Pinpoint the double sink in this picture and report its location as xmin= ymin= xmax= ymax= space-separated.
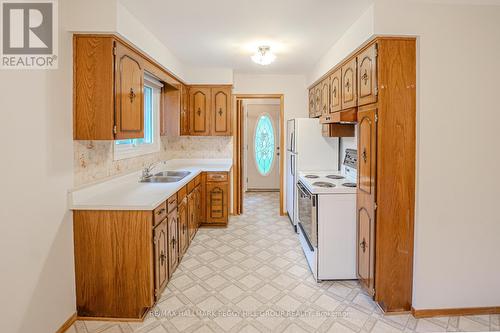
xmin=140 ymin=170 xmax=191 ymax=183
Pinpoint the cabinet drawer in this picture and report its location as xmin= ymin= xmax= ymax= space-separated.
xmin=177 ymin=186 xmax=187 ymax=201
xmin=153 ymin=202 xmax=167 ymax=226
xmin=194 ymin=174 xmax=201 ymax=187
xmin=187 ymin=179 xmax=196 ymax=193
xmin=207 ymin=172 xmax=228 ymax=182
xmin=167 ymin=194 xmax=177 ymax=213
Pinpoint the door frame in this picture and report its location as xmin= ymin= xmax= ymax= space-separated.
xmin=233 ymin=94 xmax=285 ymax=216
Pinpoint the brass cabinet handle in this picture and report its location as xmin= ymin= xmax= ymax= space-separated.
xmin=172 ymin=238 xmax=176 ymax=248
xmin=197 ymin=108 xmax=201 ymax=116
xmin=160 ymin=251 xmax=166 ymax=265
xmin=360 ymin=238 xmax=367 ymax=253
xmin=129 ymin=88 xmax=136 ymax=103
xmin=361 ymin=70 xmax=369 ymax=85
xmin=345 ymin=80 xmax=351 ymax=92
xmin=218 ymin=108 xmax=223 ymax=116
xmin=333 ymin=86 xmax=337 ymax=98
xmin=157 ymin=208 xmax=166 ymax=215
xmin=362 ymin=148 xmax=367 ymax=162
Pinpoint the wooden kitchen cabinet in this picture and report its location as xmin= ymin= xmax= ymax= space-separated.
xmin=314 ymin=85 xmax=322 ymax=117
xmin=153 ymin=218 xmax=168 ymax=300
xmin=357 ymin=44 xmax=378 ymax=106
xmin=356 ymin=105 xmax=377 ymax=295
xmin=74 ymin=36 xmax=143 ymax=140
xmin=329 ymin=68 xmax=342 ymax=113
xmin=186 ymin=85 xmax=232 ymax=136
xmin=309 ymin=89 xmax=315 ymax=117
xmin=320 ymin=78 xmax=330 ymax=117
xmin=189 ymin=87 xmax=211 ymax=136
xmin=212 ymin=86 xmax=232 ymax=135
xmin=180 ymin=84 xmax=190 ymax=135
xmin=177 ymin=196 xmax=189 ymax=259
xmin=167 ymin=210 xmax=179 ymax=277
xmin=205 ymin=172 xmax=229 ymax=225
xmin=341 ymin=57 xmax=357 ymax=109
xmin=187 ymin=191 xmax=196 ymax=241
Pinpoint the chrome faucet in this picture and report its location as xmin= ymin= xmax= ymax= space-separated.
xmin=141 ymin=161 xmax=164 ymax=180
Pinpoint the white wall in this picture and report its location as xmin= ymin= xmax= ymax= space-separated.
xmin=372 ymin=0 xmax=500 ymax=310
xmin=0 ymin=2 xmax=76 ymax=333
xmin=308 ymin=4 xmax=374 ymax=85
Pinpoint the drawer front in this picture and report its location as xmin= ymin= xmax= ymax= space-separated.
xmin=207 ymin=172 xmax=228 ymax=182
xmin=167 ymin=194 xmax=177 ymax=214
xmin=154 ymin=202 xmax=167 ymax=226
xmin=177 ymin=186 xmax=187 ymax=201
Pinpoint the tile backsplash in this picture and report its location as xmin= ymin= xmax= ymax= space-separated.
xmin=74 ymin=136 xmax=233 ymax=186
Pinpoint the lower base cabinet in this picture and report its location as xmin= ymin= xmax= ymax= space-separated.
xmin=72 ymin=170 xmax=229 ymax=320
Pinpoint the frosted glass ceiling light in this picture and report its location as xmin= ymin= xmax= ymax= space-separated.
xmin=251 ymin=46 xmax=276 ymax=65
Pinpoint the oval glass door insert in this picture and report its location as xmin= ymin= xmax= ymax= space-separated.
xmin=254 ymin=113 xmax=275 ymax=175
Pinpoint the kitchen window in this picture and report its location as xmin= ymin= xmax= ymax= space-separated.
xmin=114 ymin=74 xmax=162 ymax=160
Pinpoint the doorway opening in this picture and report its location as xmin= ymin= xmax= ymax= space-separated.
xmin=233 ymin=94 xmax=285 ymax=216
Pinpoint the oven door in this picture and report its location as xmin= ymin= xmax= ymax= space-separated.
xmin=297 ymin=181 xmax=317 ymax=249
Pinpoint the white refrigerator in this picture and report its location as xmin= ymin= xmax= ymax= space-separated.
xmin=286 ymin=118 xmax=339 ymax=230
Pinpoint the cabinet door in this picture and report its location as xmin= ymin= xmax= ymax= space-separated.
xmin=167 ymin=211 xmax=178 ymax=277
xmin=189 ymin=87 xmax=211 ymax=135
xmin=206 ymin=182 xmax=229 ymax=224
xmin=211 ymin=87 xmax=232 ymax=136
xmin=195 ymin=186 xmax=201 ymax=228
xmin=187 ymin=192 xmax=196 ymax=241
xmin=329 ymin=69 xmax=342 ymax=113
xmin=178 ymin=198 xmax=189 ymax=259
xmin=308 ymin=89 xmax=315 ymax=118
xmin=114 ymin=42 xmax=144 ymax=140
xmin=356 ymin=106 xmax=377 ymax=295
xmin=342 ymin=58 xmax=357 ymax=109
xmin=180 ymin=84 xmax=190 ymax=135
xmin=320 ymin=79 xmax=330 ymax=117
xmin=153 ymin=219 xmax=168 ymax=299
xmin=314 ymin=86 xmax=322 ymax=117
xmin=357 ymin=44 xmax=378 ymax=106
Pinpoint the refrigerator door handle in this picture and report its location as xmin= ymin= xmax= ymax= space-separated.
xmin=290 ymin=132 xmax=295 ymax=152
xmin=291 ymin=154 xmax=295 ymax=176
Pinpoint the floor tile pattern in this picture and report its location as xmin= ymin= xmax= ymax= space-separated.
xmin=69 ymin=192 xmax=498 ymax=333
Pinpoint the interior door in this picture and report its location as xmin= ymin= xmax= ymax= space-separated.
xmin=357 ymin=105 xmax=377 ymax=295
xmin=211 ymin=87 xmax=231 ymax=135
xmin=189 ymin=87 xmax=211 ymax=135
xmin=246 ymin=104 xmax=280 ymax=190
xmin=114 ymin=42 xmax=144 ymax=139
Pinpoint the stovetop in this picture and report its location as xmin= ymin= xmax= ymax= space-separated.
xmin=298 ymin=171 xmax=357 ymax=194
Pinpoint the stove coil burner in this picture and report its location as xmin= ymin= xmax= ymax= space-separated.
xmin=312 ymin=182 xmax=336 ymax=188
xmin=305 ymin=175 xmax=320 ymax=179
xmin=342 ymin=182 xmax=357 ymax=188
xmin=326 ymin=175 xmax=344 ymax=180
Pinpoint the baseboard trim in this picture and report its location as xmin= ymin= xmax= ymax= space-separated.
xmin=55 ymin=312 xmax=77 ymax=333
xmin=412 ymin=306 xmax=500 ymax=318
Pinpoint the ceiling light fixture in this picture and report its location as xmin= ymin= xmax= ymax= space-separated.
xmin=251 ymin=46 xmax=276 ymax=65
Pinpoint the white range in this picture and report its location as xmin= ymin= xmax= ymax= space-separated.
xmin=296 ymin=149 xmax=358 ymax=281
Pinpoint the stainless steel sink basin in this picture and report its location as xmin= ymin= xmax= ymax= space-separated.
xmin=154 ymin=171 xmax=191 ymax=178
xmin=140 ymin=170 xmax=191 ymax=183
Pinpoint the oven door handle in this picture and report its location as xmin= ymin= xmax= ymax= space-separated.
xmin=297 ymin=182 xmax=311 ymax=199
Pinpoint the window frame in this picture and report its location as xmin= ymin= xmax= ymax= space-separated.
xmin=113 ymin=73 xmax=162 ymax=161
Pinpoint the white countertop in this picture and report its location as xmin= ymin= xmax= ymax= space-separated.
xmin=69 ymin=159 xmax=232 ymax=211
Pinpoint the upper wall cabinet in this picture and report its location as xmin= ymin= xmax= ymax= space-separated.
xmin=357 ymin=44 xmax=378 ymax=106
xmin=74 ymin=36 xmax=146 ymax=140
xmin=341 ymin=57 xmax=357 ymax=109
xmin=211 ymin=87 xmax=232 ymax=136
xmin=320 ymin=79 xmax=330 ymax=118
xmin=189 ymin=87 xmax=211 ymax=136
xmin=185 ymin=85 xmax=232 ymax=136
xmin=329 ymin=69 xmax=342 ymax=113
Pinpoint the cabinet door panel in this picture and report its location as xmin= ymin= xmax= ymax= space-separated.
xmin=167 ymin=211 xmax=178 ymax=277
xmin=115 ymin=42 xmax=144 ymax=139
xmin=206 ymin=182 xmax=228 ymax=224
xmin=308 ymin=90 xmax=315 ymax=118
xmin=314 ymin=86 xmax=321 ymax=117
xmin=329 ymin=69 xmax=342 ymax=113
xmin=320 ymin=79 xmax=330 ymax=117
xmin=342 ymin=58 xmax=357 ymax=109
xmin=356 ymin=106 xmax=377 ymax=295
xmin=189 ymin=87 xmax=211 ymax=135
xmin=188 ymin=192 xmax=196 ymax=240
xmin=212 ymin=87 xmax=232 ymax=135
xmin=358 ymin=44 xmax=378 ymax=106
xmin=180 ymin=84 xmax=190 ymax=135
xmin=178 ymin=198 xmax=189 ymax=259
xmin=153 ymin=219 xmax=168 ymax=300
